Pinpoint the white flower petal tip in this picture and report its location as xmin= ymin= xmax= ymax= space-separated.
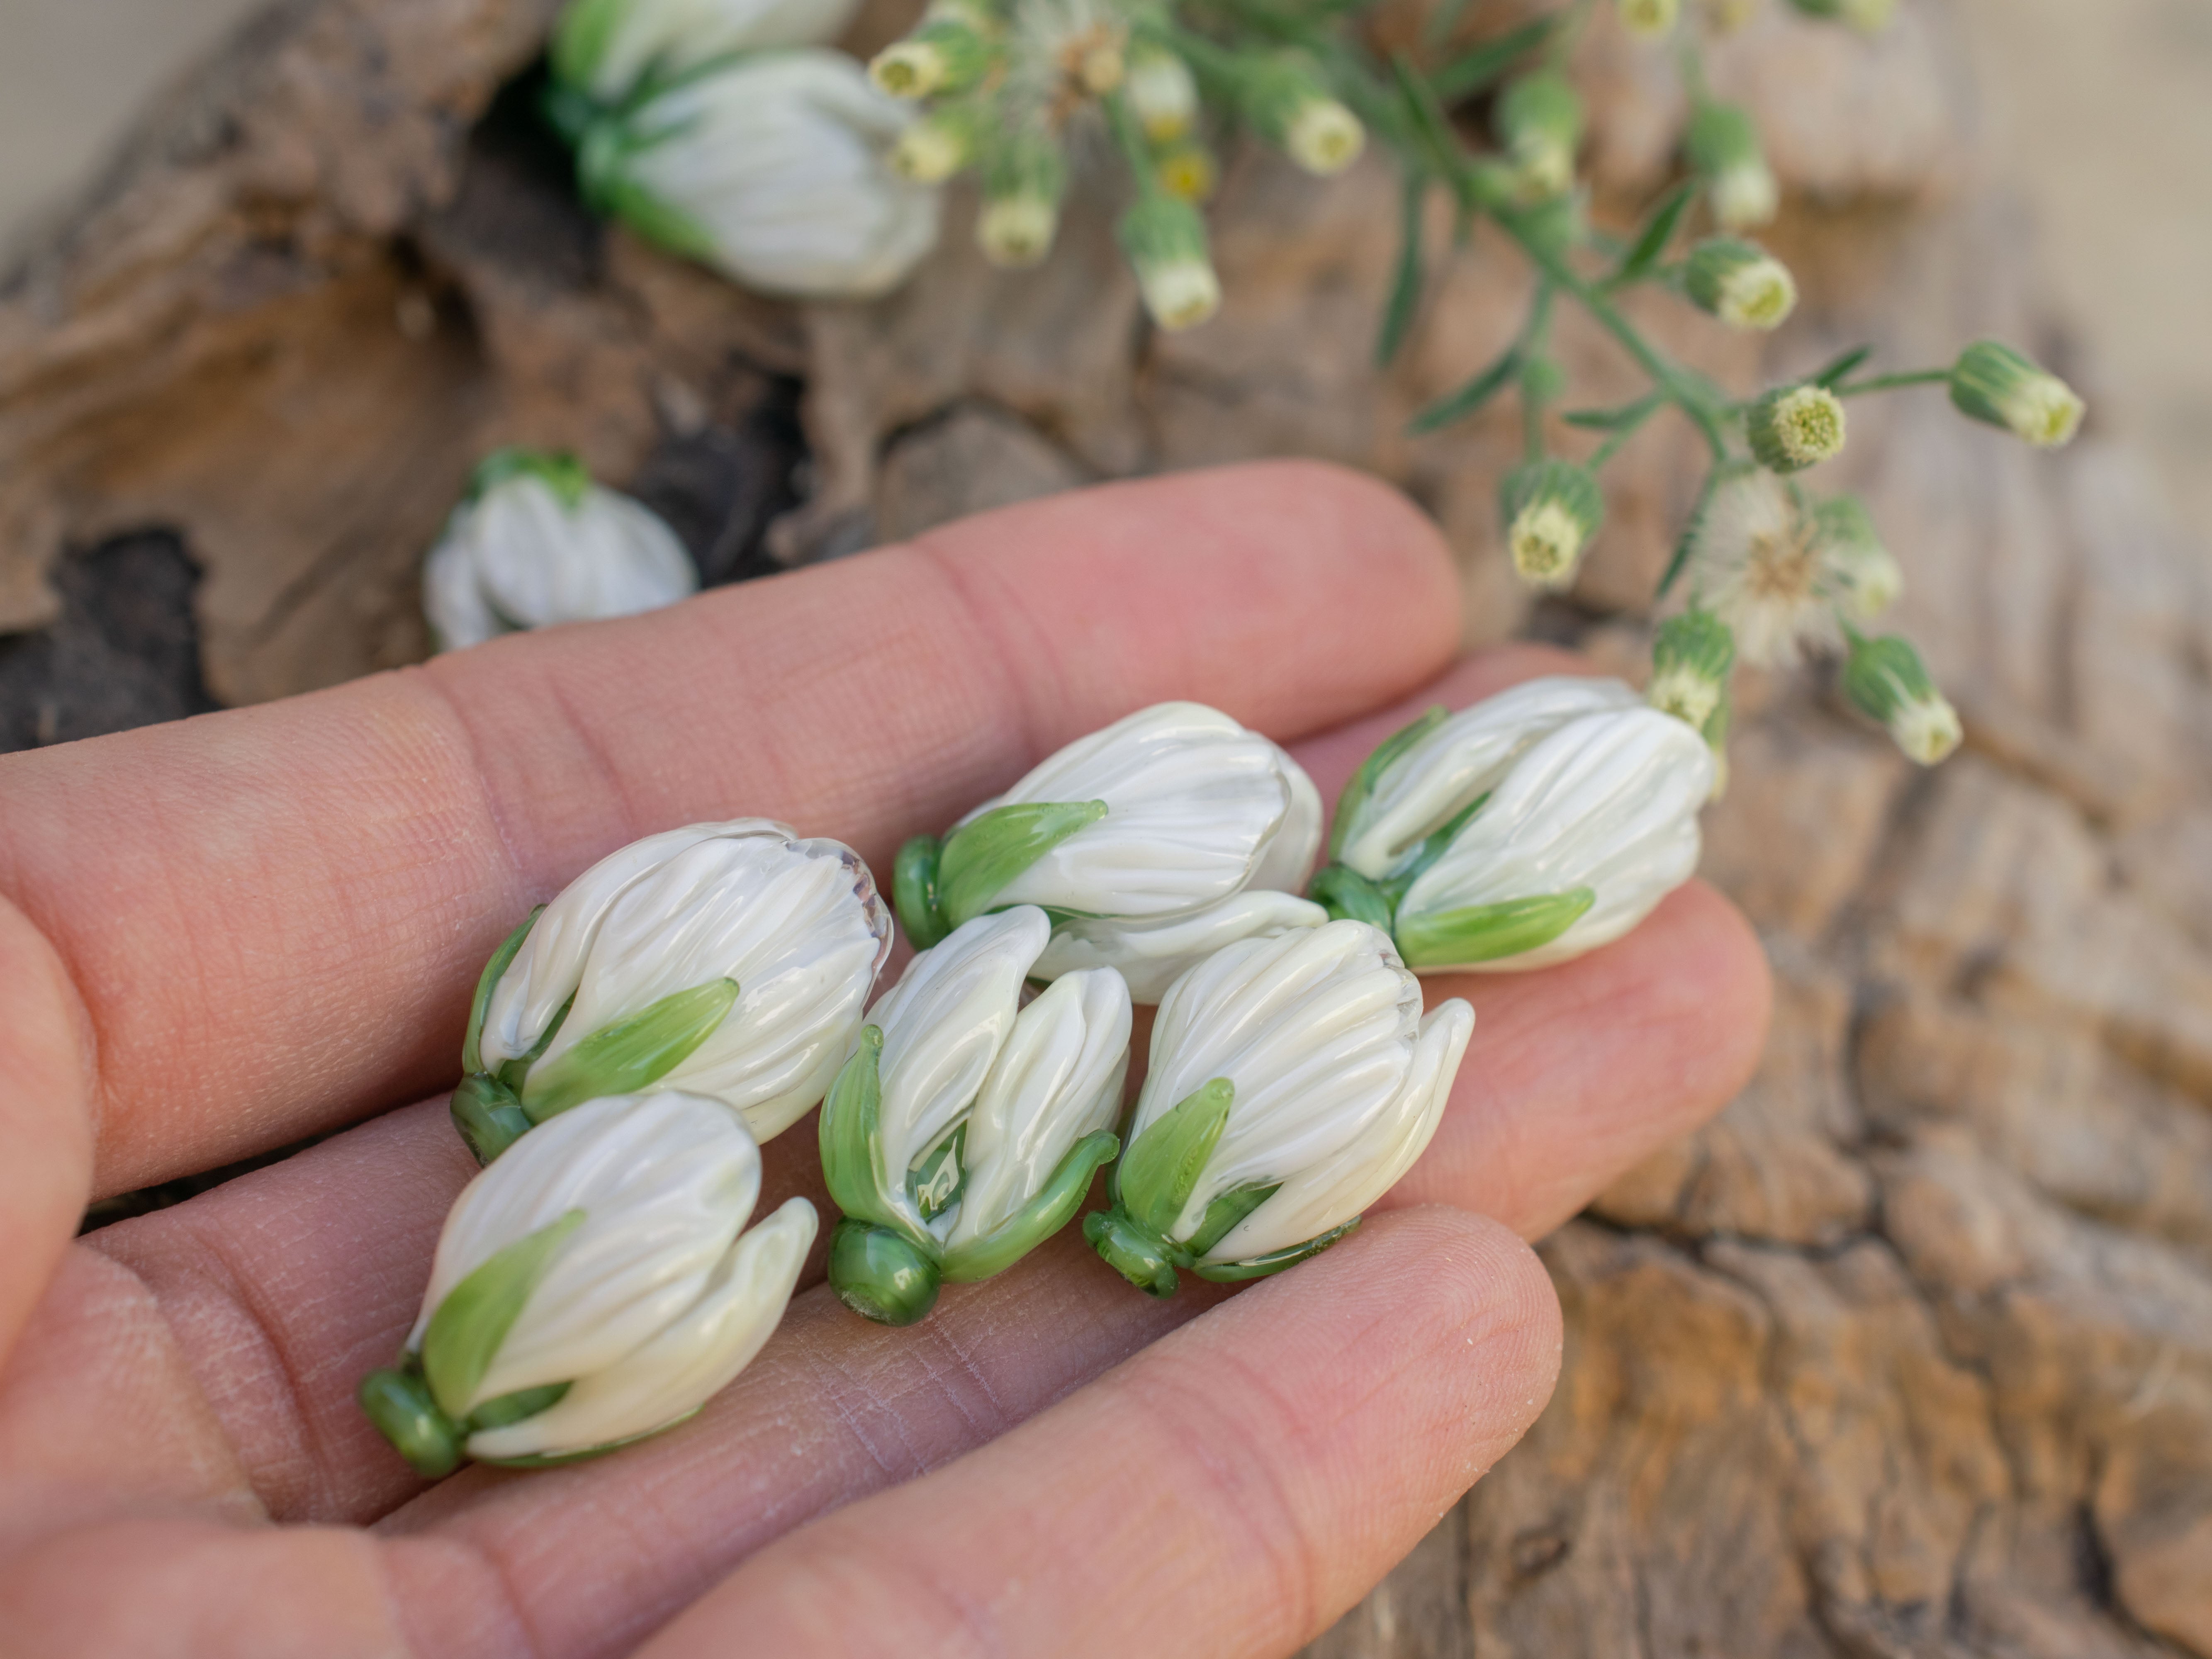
xmin=1312 ymin=681 xmax=1711 ymax=976
xmin=577 ymin=51 xmax=942 ymax=301
xmin=1083 ymin=919 xmax=1472 ymax=1296
xmin=423 ymin=451 xmax=696 ymax=652
xmin=458 ymin=820 xmax=892 ymax=1154
xmin=820 ymin=907 xmax=1132 ymax=1325
xmin=892 ymin=703 xmax=1324 ymax=1000
xmin=359 ymin=1092 xmax=813 ymax=1474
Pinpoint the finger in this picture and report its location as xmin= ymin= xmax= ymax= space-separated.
xmin=62 ymin=649 xmax=1761 ymax=1533
xmin=0 ymin=460 xmax=1458 ymax=1205
xmin=0 ymin=900 xmax=95 ymax=1372
xmin=631 ymin=1209 xmax=1560 ymax=1659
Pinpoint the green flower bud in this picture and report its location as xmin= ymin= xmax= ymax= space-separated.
xmin=1127 ymin=44 xmax=1200 ymax=142
xmin=1948 ymin=340 xmax=2085 ymax=449
xmin=1687 ymin=101 xmax=1777 ymax=229
xmin=1747 ymin=384 xmax=1847 ymax=473
xmin=1647 ymin=609 xmax=1736 ymax=731
xmin=1496 ymin=71 xmax=1584 ymax=201
xmin=977 ymin=131 xmax=1068 ymax=268
xmin=1618 ymin=0 xmax=1681 ymax=38
xmin=891 ymin=102 xmax=987 ymax=183
xmin=1240 ymin=56 xmax=1364 ymax=177
xmin=870 ymin=18 xmax=995 ymax=98
xmin=1119 ymin=194 xmax=1221 ymax=330
xmin=1684 ymin=237 xmax=1798 ymax=330
xmin=1842 ymin=634 xmax=1961 ymax=765
xmin=1500 ymin=459 xmax=1605 ymax=590
xmin=1809 ymin=494 xmax=1902 ymax=620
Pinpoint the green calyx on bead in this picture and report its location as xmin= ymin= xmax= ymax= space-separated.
xmin=1309 ymin=863 xmax=1396 ymax=931
xmin=421 ymin=1209 xmax=586 ymax=1421
xmin=829 ymin=1219 xmax=942 ymax=1326
xmin=1085 ymin=1078 xmax=1233 ymax=1298
xmin=518 ymin=976 xmax=740 ymax=1122
xmin=1396 ymin=888 xmax=1596 ymax=969
xmin=1192 ymin=1216 xmax=1361 ymax=1282
xmin=935 ymin=799 xmax=1108 ymax=931
xmin=462 ymin=906 xmax=542 ymax=1076
xmin=820 ymin=1027 xmax=1118 ymax=1318
xmin=1328 ymin=704 xmax=1446 ymax=862
xmin=359 ymin=1365 xmax=463 ymax=1479
xmin=1746 ymin=384 xmax=1847 ymax=474
xmin=574 ymin=118 xmax=723 ymax=267
xmin=893 ymin=836 xmax=947 ymax=949
xmin=1948 ymin=340 xmax=2085 ymax=449
xmin=451 ymin=1073 xmax=534 ymax=1165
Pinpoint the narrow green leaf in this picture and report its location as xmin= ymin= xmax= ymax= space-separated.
xmin=1119 ymin=1079 xmax=1234 ymax=1237
xmin=519 ymin=978 xmax=740 ymax=1121
xmin=1192 ymin=1216 xmax=1363 ymax=1283
xmin=421 ymin=1209 xmax=586 ymax=1420
xmin=1562 ymin=392 xmax=1665 ymax=432
xmin=1396 ymin=887 xmax=1596 ymax=968
xmin=1376 ymin=169 xmax=1429 ymax=370
xmin=1308 ymin=864 xmax=1396 ymax=932
xmin=1611 ymin=179 xmax=1698 ymax=284
xmin=942 ymin=1131 xmax=1121 ymax=1283
xmin=1429 ymin=17 xmax=1556 ymax=100
xmin=1379 ymin=790 xmax=1492 ymax=906
xmin=937 ymin=800 xmax=1109 ymax=929
xmin=461 ymin=907 xmax=542 ymax=1076
xmin=820 ymin=1027 xmax=899 ymax=1228
xmin=549 ymin=0 xmax=628 ymax=90
xmin=1329 ymin=704 xmax=1448 ymax=859
xmin=1813 ymin=344 xmax=1875 ymax=389
xmin=1409 ymin=347 xmax=1521 ymax=434
xmin=1187 ymin=1182 xmax=1282 ymax=1257
xmin=893 ymin=835 xmax=948 ymax=950
xmin=1390 ymin=54 xmax=1472 ymax=211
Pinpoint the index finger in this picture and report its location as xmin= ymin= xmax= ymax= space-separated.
xmin=0 ymin=462 xmax=1459 ymax=1200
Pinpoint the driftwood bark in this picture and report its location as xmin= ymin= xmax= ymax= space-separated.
xmin=2 ymin=1 xmax=2208 ymax=1654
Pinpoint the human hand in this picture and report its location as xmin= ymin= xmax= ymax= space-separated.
xmin=0 ymin=462 xmax=1767 ymax=1657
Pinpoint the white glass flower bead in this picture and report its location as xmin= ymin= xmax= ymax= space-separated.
xmin=455 ymin=819 xmax=892 ymax=1158
xmin=358 ymin=1091 xmax=814 ymax=1476
xmin=552 ymin=0 xmax=863 ymax=106
xmin=578 ymin=50 xmax=941 ymax=301
xmin=820 ymin=907 xmax=1129 ymax=1324
xmin=1313 ymin=676 xmax=1713 ymax=973
xmin=893 ymin=702 xmax=1326 ymax=997
xmin=421 ymin=450 xmax=696 ymax=652
xmin=1085 ymin=920 xmax=1473 ymax=1297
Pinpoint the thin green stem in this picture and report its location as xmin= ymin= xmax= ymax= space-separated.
xmin=1100 ymin=89 xmax=1162 ymax=197
xmin=1832 ymin=367 xmax=1951 ymax=397
xmin=1588 ymin=398 xmax=1662 ymax=469
xmin=1502 ymin=213 xmax=1732 ymax=462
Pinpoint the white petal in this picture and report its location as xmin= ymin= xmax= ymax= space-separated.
xmin=422 ymin=524 xmax=509 ymax=651
xmin=1206 ymin=999 xmax=1472 ymax=1262
xmin=581 ymin=0 xmax=861 ymax=102
xmin=1337 ymin=677 xmax=1642 ymax=880
xmin=478 ymin=820 xmax=794 ymax=1068
xmin=948 ymin=968 xmax=1131 ymax=1246
xmin=1248 ymin=742 xmax=1325 ymax=894
xmin=1134 ymin=921 xmax=1423 ymax=1239
xmin=466 ymin=1197 xmax=816 ymax=1460
xmin=1029 ymin=889 xmax=1328 ymax=1002
xmin=1399 ymin=707 xmax=1712 ymax=971
xmin=621 ymin=53 xmax=941 ymax=301
xmin=870 ymin=907 xmax=1050 ymax=1177
xmin=410 ymin=1092 xmax=762 ymax=1411
xmin=964 ymin=703 xmax=1296 ymax=918
xmin=467 ymin=479 xmax=696 ymax=633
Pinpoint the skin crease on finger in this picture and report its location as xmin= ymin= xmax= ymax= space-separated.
xmin=0 ymin=466 xmax=1770 ymax=1657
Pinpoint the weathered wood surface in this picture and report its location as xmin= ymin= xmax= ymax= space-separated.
xmin=2 ymin=0 xmax=2207 ymax=1653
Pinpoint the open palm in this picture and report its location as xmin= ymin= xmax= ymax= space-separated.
xmin=0 ymin=463 xmax=1767 ymax=1657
